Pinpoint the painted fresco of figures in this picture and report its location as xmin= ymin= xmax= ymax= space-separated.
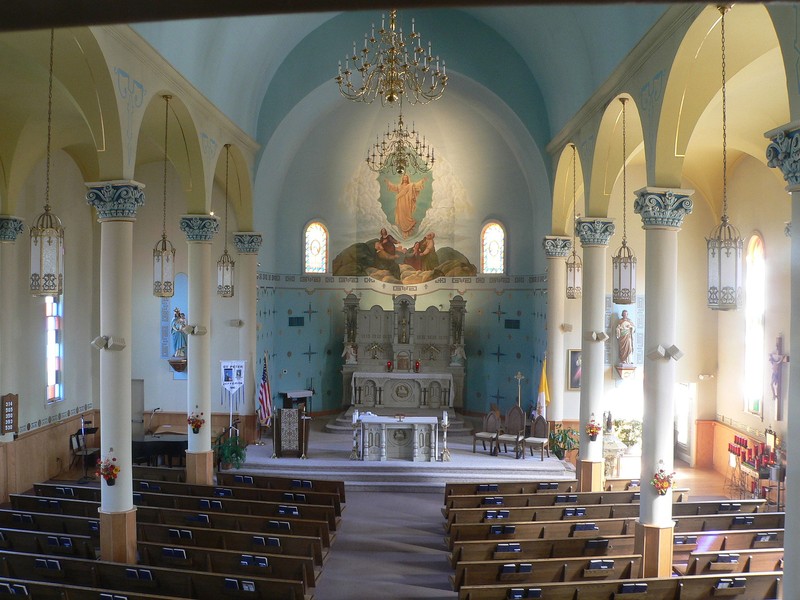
xmin=386 ymin=174 xmax=427 ymax=239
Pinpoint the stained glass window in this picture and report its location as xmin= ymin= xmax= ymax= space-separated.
xmin=481 ymin=222 xmax=505 ymax=274
xmin=45 ymin=295 xmax=63 ymax=404
xmin=304 ymin=222 xmax=328 ymax=274
xmin=744 ymin=235 xmax=765 ymax=415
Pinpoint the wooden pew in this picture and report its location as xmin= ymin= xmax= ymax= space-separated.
xmin=673 ymin=512 xmax=785 ymax=533
xmin=683 ymin=547 xmax=783 ymax=576
xmin=452 ymin=553 xmax=641 ymax=590
xmin=32 ymin=483 xmax=339 ymax=531
xmin=458 ymin=571 xmax=783 ymax=600
xmin=447 ymin=517 xmax=638 ymax=548
xmin=131 ymin=465 xmax=187 ymax=482
xmin=0 ymin=577 xmax=186 ymax=600
xmin=445 ymin=488 xmax=688 ymax=524
xmin=137 ymin=521 xmax=327 ymax=566
xmin=134 ymin=505 xmax=333 ymax=548
xmin=0 ymin=527 xmax=95 ymax=559
xmin=11 ymin=494 xmax=333 ymax=548
xmin=445 ymin=498 xmax=763 ymax=526
xmin=0 ymin=549 xmax=309 ymax=600
xmin=450 ymin=534 xmax=637 ymax=567
xmin=137 ymin=540 xmax=318 ymax=590
xmin=444 ymin=481 xmax=579 ymax=501
xmin=0 ymin=509 xmax=100 ymax=539
xmin=673 ymin=529 xmax=784 ymax=564
xmin=217 ymin=472 xmax=347 ymax=505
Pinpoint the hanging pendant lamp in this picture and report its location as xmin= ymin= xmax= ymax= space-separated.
xmin=612 ymin=97 xmax=637 ymax=305
xmin=30 ymin=29 xmax=65 ymax=298
xmin=217 ymin=144 xmax=235 ymax=297
xmin=706 ymin=5 xmax=742 ymax=311
xmin=565 ymin=144 xmax=582 ymax=299
xmin=153 ymin=95 xmax=176 ymax=298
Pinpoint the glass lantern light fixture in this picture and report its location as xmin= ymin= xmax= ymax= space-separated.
xmin=30 ymin=29 xmax=65 ymax=298
xmin=611 ymin=97 xmax=637 ymax=305
xmin=706 ymin=5 xmax=743 ymax=311
xmin=217 ymin=144 xmax=235 ymax=297
xmin=153 ymin=95 xmax=176 ymax=298
xmin=565 ymin=144 xmax=582 ymax=299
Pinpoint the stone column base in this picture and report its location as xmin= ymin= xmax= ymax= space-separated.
xmin=186 ymin=450 xmax=214 ymax=485
xmin=578 ymin=459 xmax=603 ymax=492
xmin=99 ymin=507 xmax=137 ymax=563
xmin=634 ymin=521 xmax=675 ymax=578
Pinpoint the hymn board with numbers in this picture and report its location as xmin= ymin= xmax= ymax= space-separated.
xmin=1 ymin=394 xmax=18 ymax=435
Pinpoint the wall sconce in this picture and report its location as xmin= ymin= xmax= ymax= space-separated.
xmin=560 ymin=323 xmax=573 ymax=333
xmin=90 ymin=336 xmax=126 ymax=351
xmin=647 ymin=344 xmax=683 ymax=361
xmin=585 ymin=331 xmax=609 ymax=342
xmin=180 ymin=324 xmax=207 ymax=336
xmin=229 ymin=319 xmax=244 ymax=328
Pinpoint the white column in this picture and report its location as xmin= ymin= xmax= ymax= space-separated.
xmin=180 ymin=215 xmax=219 ymax=454
xmin=234 ymin=233 xmax=263 ymax=419
xmin=0 ymin=217 xmax=24 ymax=442
xmin=86 ymin=182 xmax=145 ymax=513
xmin=633 ymin=188 xmax=693 ymax=526
xmin=577 ymin=218 xmax=615 ymax=463
xmin=542 ymin=236 xmax=571 ymax=422
xmin=765 ymin=126 xmax=800 ymax=598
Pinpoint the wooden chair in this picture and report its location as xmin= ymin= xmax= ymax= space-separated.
xmin=523 ymin=415 xmax=550 ymax=460
xmin=69 ymin=433 xmax=99 ymax=471
xmin=496 ymin=405 xmax=526 ymax=458
xmin=472 ymin=411 xmax=501 ymax=454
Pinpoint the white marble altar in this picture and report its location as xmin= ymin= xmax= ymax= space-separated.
xmin=351 ymin=372 xmax=454 ymax=410
xmin=358 ymin=415 xmax=439 ymax=462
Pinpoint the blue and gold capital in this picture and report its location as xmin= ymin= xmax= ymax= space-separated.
xmin=85 ymin=181 xmax=145 ymax=221
xmin=180 ymin=214 xmax=219 ymax=242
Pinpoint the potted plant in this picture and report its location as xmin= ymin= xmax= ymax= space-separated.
xmin=614 ymin=419 xmax=642 ymax=450
xmin=96 ymin=449 xmax=120 ymax=486
xmin=214 ymin=434 xmax=247 ymax=469
xmin=549 ymin=423 xmax=579 ymax=461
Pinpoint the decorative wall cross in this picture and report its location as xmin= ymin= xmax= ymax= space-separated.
xmin=492 ymin=304 xmax=507 ymax=322
xmin=303 ymin=345 xmax=318 ymax=363
xmin=491 ymin=346 xmax=506 ymax=363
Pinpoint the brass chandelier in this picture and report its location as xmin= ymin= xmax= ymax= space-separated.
xmin=152 ymin=95 xmax=176 ymax=298
xmin=367 ymin=112 xmax=434 ymax=175
xmin=336 ymin=9 xmax=447 ymax=106
xmin=217 ymin=144 xmax=235 ymax=298
xmin=706 ymin=5 xmax=742 ymax=311
xmin=611 ymin=97 xmax=636 ymax=305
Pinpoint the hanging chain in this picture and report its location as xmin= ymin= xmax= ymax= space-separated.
xmin=720 ymin=5 xmax=728 ymax=220
xmin=572 ymin=143 xmax=577 ymax=255
xmin=45 ymin=29 xmax=54 ymax=211
xmin=224 ymin=144 xmax=230 ymax=252
xmin=162 ymin=95 xmax=170 ymax=238
xmin=621 ymin=97 xmax=628 ymax=244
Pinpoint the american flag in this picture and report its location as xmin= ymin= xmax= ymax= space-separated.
xmin=257 ymin=352 xmax=273 ymax=426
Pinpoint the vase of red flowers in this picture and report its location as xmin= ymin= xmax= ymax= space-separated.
xmin=188 ymin=408 xmax=205 ymax=434
xmin=651 ymin=461 xmax=676 ymax=496
xmin=96 ymin=450 xmax=120 ymax=486
xmin=586 ymin=418 xmax=602 ymax=442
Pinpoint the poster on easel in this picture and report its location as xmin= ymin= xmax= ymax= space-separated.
xmin=220 ymin=360 xmax=246 ymax=431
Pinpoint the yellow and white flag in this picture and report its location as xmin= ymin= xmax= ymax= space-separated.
xmin=537 ymin=358 xmax=550 ymax=419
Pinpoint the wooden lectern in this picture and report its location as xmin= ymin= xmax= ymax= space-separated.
xmin=274 ymin=408 xmax=310 ymax=458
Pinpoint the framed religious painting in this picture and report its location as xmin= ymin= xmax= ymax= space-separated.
xmin=568 ymin=350 xmax=581 ymax=390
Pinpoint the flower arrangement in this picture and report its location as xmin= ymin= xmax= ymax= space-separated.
xmin=651 ymin=462 xmax=676 ymax=495
xmin=96 ymin=450 xmax=120 ymax=484
xmin=188 ymin=409 xmax=205 ymax=432
xmin=586 ymin=419 xmax=602 ymax=438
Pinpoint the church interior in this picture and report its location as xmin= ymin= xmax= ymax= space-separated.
xmin=0 ymin=2 xmax=798 ymax=598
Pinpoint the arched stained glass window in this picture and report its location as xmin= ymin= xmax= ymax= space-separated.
xmin=304 ymin=221 xmax=328 ymax=274
xmin=45 ymin=295 xmax=63 ymax=404
xmin=481 ymin=221 xmax=505 ymax=274
xmin=744 ymin=234 xmax=765 ymax=415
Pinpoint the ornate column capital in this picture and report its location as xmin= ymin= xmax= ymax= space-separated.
xmin=633 ymin=187 xmax=693 ymax=229
xmin=179 ymin=214 xmax=219 ymax=242
xmin=0 ymin=216 xmax=24 ymax=242
xmin=576 ymin=218 xmax=615 ymax=247
xmin=233 ymin=232 xmax=263 ymax=254
xmin=765 ymin=124 xmax=800 ymax=191
xmin=85 ymin=181 xmax=145 ymax=221
xmin=542 ymin=235 xmax=571 ymax=258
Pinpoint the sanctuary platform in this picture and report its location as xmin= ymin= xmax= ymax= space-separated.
xmin=241 ymin=418 xmax=575 ymax=493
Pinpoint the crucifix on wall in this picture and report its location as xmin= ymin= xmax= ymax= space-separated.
xmin=769 ymin=335 xmax=789 ymax=421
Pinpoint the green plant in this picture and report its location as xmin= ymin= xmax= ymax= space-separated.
xmin=214 ymin=434 xmax=247 ymax=469
xmin=614 ymin=419 xmax=642 ymax=448
xmin=549 ymin=424 xmax=579 ymax=460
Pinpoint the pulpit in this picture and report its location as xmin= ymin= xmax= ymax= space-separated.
xmin=274 ymin=408 xmax=310 ymax=458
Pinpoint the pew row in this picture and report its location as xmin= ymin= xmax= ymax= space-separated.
xmin=452 ymin=553 xmax=641 ymax=590
xmin=458 ymin=571 xmax=782 ymax=600
xmin=137 ymin=540 xmax=319 ymax=590
xmin=443 ymin=479 xmax=656 ymax=502
xmin=0 ymin=549 xmax=310 ymax=600
xmin=0 ymin=527 xmax=95 ymax=559
xmin=0 ymin=576 xmax=187 ymax=600
xmin=446 ymin=513 xmax=785 ymax=548
xmin=445 ymin=498 xmax=764 ymax=528
xmin=680 ymin=547 xmax=784 ymax=576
